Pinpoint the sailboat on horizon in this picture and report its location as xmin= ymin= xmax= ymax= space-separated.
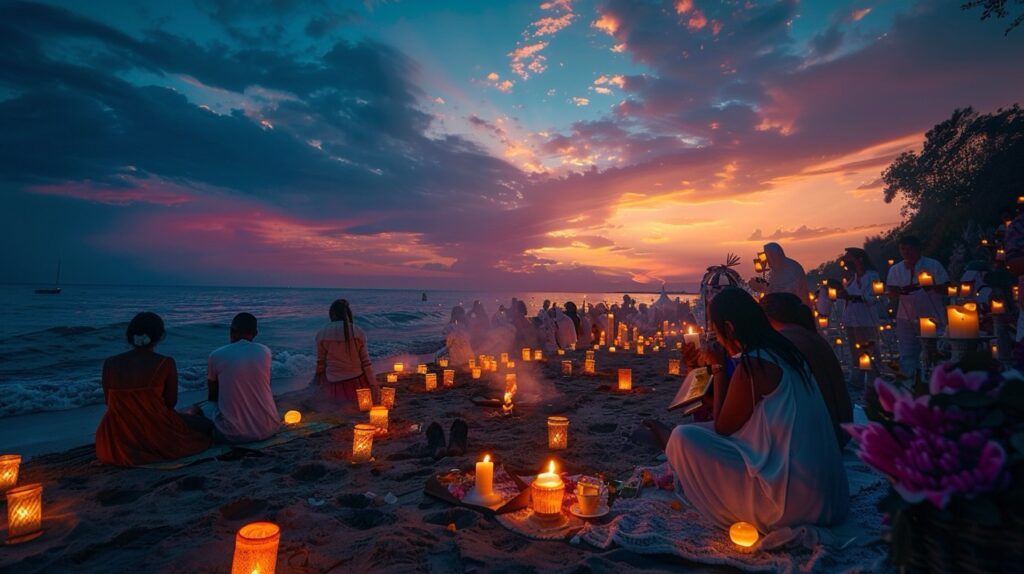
xmin=34 ymin=259 xmax=62 ymax=294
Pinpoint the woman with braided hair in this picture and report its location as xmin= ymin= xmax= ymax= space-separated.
xmin=315 ymin=299 xmax=377 ymax=403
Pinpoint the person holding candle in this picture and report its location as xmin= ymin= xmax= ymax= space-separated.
xmin=886 ymin=235 xmax=949 ymax=378
xmin=663 ymin=288 xmax=848 ymax=532
xmin=96 ymin=312 xmax=211 ymax=466
xmin=315 ymin=299 xmax=377 ymax=404
xmin=840 ymin=248 xmax=881 ymax=388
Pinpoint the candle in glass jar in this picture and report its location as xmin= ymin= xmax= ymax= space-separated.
xmin=393 ymin=362 xmax=404 ymax=373
xmin=858 ymin=353 xmax=872 ymax=370
xmin=584 ymin=358 xmax=596 ymax=374
xmin=416 ymin=364 xmax=428 ymax=375
xmin=531 ymin=460 xmax=565 ymax=516
xmin=547 ymin=416 xmax=569 ymax=449
xmin=0 ymin=454 xmax=20 ymax=492
xmin=424 ymin=373 xmax=437 ymax=391
xmin=533 ymin=350 xmax=543 ymax=361
xmin=380 ymin=386 xmax=396 ymax=409
xmin=475 ymin=455 xmax=494 ymax=497
xmin=918 ymin=271 xmax=934 ymax=287
xmin=946 ymin=303 xmax=979 ymax=339
xmin=872 ymin=280 xmax=885 ymax=295
xmin=522 ymin=348 xmax=532 ymax=361
xmin=617 ymin=368 xmax=632 ymax=391
xmin=351 ymin=424 xmax=375 ymax=463
xmin=356 ymin=388 xmax=373 ymax=412
xmin=231 ymin=521 xmax=280 ymax=574
xmin=369 ymin=406 xmax=388 ymax=434
xmin=817 ymin=316 xmax=828 ymax=328
xmin=438 ymin=357 xmax=449 ymax=368
xmin=919 ymin=317 xmax=937 ymax=337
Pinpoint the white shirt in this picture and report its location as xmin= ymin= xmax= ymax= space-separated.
xmin=208 ymin=340 xmax=279 ymax=442
xmin=843 ymin=270 xmax=881 ymax=327
xmin=553 ymin=311 xmax=578 ymax=349
xmin=885 ymin=257 xmax=949 ymax=321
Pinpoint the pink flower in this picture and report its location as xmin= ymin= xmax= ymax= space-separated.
xmin=929 ymin=364 xmax=989 ymax=395
xmin=874 ymin=378 xmax=911 ymax=414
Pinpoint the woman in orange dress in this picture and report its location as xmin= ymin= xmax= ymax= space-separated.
xmin=95 ymin=312 xmax=211 ymax=466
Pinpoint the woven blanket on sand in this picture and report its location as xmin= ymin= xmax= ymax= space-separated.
xmin=578 ymin=459 xmax=893 ymax=574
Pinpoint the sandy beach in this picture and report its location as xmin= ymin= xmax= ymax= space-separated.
xmin=1 ymin=347 xmax=753 ymax=573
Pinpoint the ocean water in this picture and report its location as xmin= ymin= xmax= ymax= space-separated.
xmin=0 ymin=285 xmax=691 ymax=418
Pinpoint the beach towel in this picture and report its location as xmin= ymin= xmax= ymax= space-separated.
xmin=577 ymin=458 xmax=891 ymax=574
xmin=138 ymin=420 xmax=337 ymax=470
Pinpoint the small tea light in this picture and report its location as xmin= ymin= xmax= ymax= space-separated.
xmin=919 ymin=317 xmax=937 ymax=337
xmin=351 ymin=424 xmax=376 ymax=463
xmin=522 ymin=348 xmax=532 ymax=361
xmin=416 ymin=364 xmax=428 ymax=375
xmin=918 ymin=271 xmax=934 ymax=287
xmin=386 ymin=373 xmax=398 ymax=383
xmin=557 ymin=348 xmax=565 ymax=356
xmin=561 ymin=360 xmax=572 ymax=376
xmin=584 ymin=358 xmax=596 ymax=374
xmin=872 ymin=281 xmax=885 ymax=295
xmin=668 ymin=359 xmax=681 ymax=376
xmin=0 ymin=455 xmax=20 ymax=492
xmin=547 ymin=416 xmax=569 ymax=449
xmin=817 ymin=316 xmax=829 ymax=328
xmin=947 ymin=285 xmax=959 ymax=297
xmin=531 ymin=460 xmax=565 ymax=516
xmin=991 ymin=299 xmax=1005 ymax=314
xmin=533 ymin=350 xmax=543 ymax=361
xmin=369 ymin=406 xmax=389 ymax=434
xmin=283 ymin=410 xmax=301 ymax=425
xmin=424 ymin=373 xmax=438 ymax=391
xmin=231 ymin=521 xmax=280 ymax=574
xmin=617 ymin=368 xmax=632 ymax=391
xmin=636 ymin=344 xmax=645 ymax=355
xmin=471 ymin=367 xmax=482 ymax=379
xmin=438 ymin=357 xmax=449 ymax=368
xmin=960 ymin=283 xmax=973 ymax=298
xmin=858 ymin=353 xmax=872 ymax=370
xmin=356 ymin=388 xmax=373 ymax=412
xmin=729 ymin=521 xmax=759 ymax=548
xmin=500 ymin=352 xmax=509 ymax=364
xmin=5 ymin=483 xmax=43 ymax=544
xmin=393 ymin=362 xmax=404 ymax=373
xmin=380 ymin=386 xmax=396 ymax=409
xmin=443 ymin=369 xmax=455 ymax=388
xmin=827 ymin=287 xmax=837 ymax=301
xmin=608 ymin=346 xmax=616 ymax=353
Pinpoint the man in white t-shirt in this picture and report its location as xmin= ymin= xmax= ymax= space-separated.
xmin=885 ymin=235 xmax=950 ymax=378
xmin=205 ymin=313 xmax=279 ymax=443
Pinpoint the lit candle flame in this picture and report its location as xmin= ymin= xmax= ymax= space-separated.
xmin=687 ymin=326 xmax=694 ymax=335
xmin=548 ymin=460 xmax=555 ymax=474
xmin=483 ymin=454 xmax=490 ymax=463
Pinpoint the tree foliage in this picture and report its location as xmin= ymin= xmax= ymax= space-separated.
xmin=963 ymin=0 xmax=1024 ymax=35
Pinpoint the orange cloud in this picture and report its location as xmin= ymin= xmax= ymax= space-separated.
xmin=592 ymin=13 xmax=620 ymax=36
xmin=572 ymin=97 xmax=590 ymax=106
xmin=509 ymin=42 xmax=548 ymax=79
xmin=851 ymin=8 xmax=871 ymax=22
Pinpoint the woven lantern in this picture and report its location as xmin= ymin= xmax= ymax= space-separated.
xmin=380 ymin=386 xmax=396 ymax=409
xmin=356 ymin=388 xmax=373 ymax=412
xmin=547 ymin=416 xmax=569 ymax=449
xmin=231 ymin=521 xmax=280 ymax=574
xmin=351 ymin=424 xmax=375 ymax=463
xmin=617 ymin=368 xmax=632 ymax=391
xmin=668 ymin=359 xmax=681 ymax=376
xmin=443 ymin=369 xmax=455 ymax=388
xmin=425 ymin=373 xmax=437 ymax=391
xmin=0 ymin=454 xmax=20 ymax=492
xmin=369 ymin=406 xmax=389 ymax=434
xmin=5 ymin=483 xmax=43 ymax=544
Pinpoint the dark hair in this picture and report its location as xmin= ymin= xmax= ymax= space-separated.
xmin=898 ymin=235 xmax=922 ymax=248
xmin=844 ymin=247 xmax=876 ymax=271
xmin=563 ymin=301 xmax=581 ymax=334
xmin=450 ymin=305 xmax=466 ymax=323
xmin=231 ymin=312 xmax=257 ymax=334
xmin=760 ymin=293 xmax=816 ymax=331
xmin=709 ymin=288 xmax=811 ymax=388
xmin=328 ymin=299 xmax=354 ymax=343
xmin=126 ymin=312 xmax=165 ymax=348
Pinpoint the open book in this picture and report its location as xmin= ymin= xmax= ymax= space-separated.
xmin=668 ymin=366 xmax=713 ymax=413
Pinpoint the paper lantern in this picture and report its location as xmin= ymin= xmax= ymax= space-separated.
xmin=231 ymin=521 xmax=280 ymax=574
xmin=5 ymin=483 xmax=43 ymax=544
xmin=817 ymin=316 xmax=828 ymax=328
xmin=561 ymin=360 xmax=572 ymax=376
xmin=355 ymin=388 xmax=373 ymax=412
xmin=531 ymin=461 xmax=565 ymax=516
xmin=556 ymin=348 xmax=565 ymax=356
xmin=827 ymin=287 xmax=837 ymax=301
xmin=0 ymin=455 xmax=20 ymax=492
xmin=380 ymin=386 xmax=396 ymax=409
xmin=584 ymin=358 xmax=596 ymax=375
xmin=729 ymin=521 xmax=759 ymax=548
xmin=872 ymin=280 xmax=885 ymax=295
xmin=471 ymin=367 xmax=481 ymax=379
xmin=351 ymin=424 xmax=375 ymax=463
xmin=386 ymin=373 xmax=398 ymax=383
xmin=668 ymin=359 xmax=681 ymax=376
xmin=438 ymin=357 xmax=449 ymax=368
xmin=636 ymin=344 xmax=644 ymax=356
xmin=416 ymin=364 xmax=428 ymax=375
xmin=533 ymin=350 xmax=543 ymax=361
xmin=424 ymin=373 xmax=437 ymax=391
xmin=443 ymin=369 xmax=455 ymax=388
xmin=858 ymin=353 xmax=872 ymax=370
xmin=369 ymin=406 xmax=389 ymax=434
xmin=393 ymin=362 xmax=404 ymax=373
xmin=522 ymin=348 xmax=532 ymax=361
xmin=918 ymin=271 xmax=934 ymax=287
xmin=991 ymin=299 xmax=1005 ymax=314
xmin=947 ymin=303 xmax=979 ymax=339
xmin=919 ymin=318 xmax=937 ymax=337
xmin=283 ymin=410 xmax=301 ymax=425
xmin=547 ymin=416 xmax=569 ymax=449
xmin=617 ymin=368 xmax=632 ymax=391
xmin=500 ymin=352 xmax=509 ymax=364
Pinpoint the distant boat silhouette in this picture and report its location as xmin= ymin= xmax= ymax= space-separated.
xmin=421 ymin=292 xmax=427 ymax=301
xmin=34 ymin=259 xmax=61 ymax=294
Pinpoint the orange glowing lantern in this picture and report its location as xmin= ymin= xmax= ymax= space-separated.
xmin=858 ymin=353 xmax=872 ymax=370
xmin=438 ymin=357 xmax=449 ymax=368
xmin=386 ymin=372 xmax=398 ymax=383
xmin=416 ymin=364 xmax=428 ymax=375
xmin=471 ymin=367 xmax=481 ymax=379
xmin=668 ymin=359 xmax=681 ymax=376
xmin=522 ymin=347 xmax=532 ymax=361
xmin=561 ymin=360 xmax=572 ymax=376
xmin=380 ymin=386 xmax=396 ymax=409
xmin=369 ymin=406 xmax=389 ymax=434
xmin=531 ymin=460 xmax=565 ymax=516
xmin=584 ymin=358 xmax=596 ymax=374
xmin=356 ymin=388 xmax=373 ymax=412
xmin=443 ymin=369 xmax=455 ymax=388
xmin=617 ymin=368 xmax=632 ymax=391
xmin=872 ymin=281 xmax=885 ymax=295
xmin=947 ymin=285 xmax=958 ymax=297
xmin=393 ymin=362 xmax=404 ymax=373
xmin=231 ymin=521 xmax=280 ymax=574
xmin=991 ymin=299 xmax=1005 ymax=314
xmin=283 ymin=410 xmax=301 ymax=425
xmin=960 ymin=282 xmax=973 ymax=298
xmin=533 ymin=350 xmax=543 ymax=361
xmin=817 ymin=316 xmax=829 ymax=328
xmin=424 ymin=373 xmax=437 ymax=391
xmin=729 ymin=521 xmax=759 ymax=548
xmin=918 ymin=271 xmax=934 ymax=287
xmin=547 ymin=416 xmax=569 ymax=449
xmin=5 ymin=483 xmax=43 ymax=544
xmin=0 ymin=454 xmax=20 ymax=492
xmin=827 ymin=287 xmax=837 ymax=301
xmin=351 ymin=424 xmax=375 ymax=463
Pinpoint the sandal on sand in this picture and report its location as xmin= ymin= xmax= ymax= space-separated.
xmin=447 ymin=419 xmax=468 ymax=457
xmin=426 ymin=422 xmax=446 ymax=459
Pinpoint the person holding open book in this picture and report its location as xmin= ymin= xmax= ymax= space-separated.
xmin=663 ymin=288 xmax=848 ymax=532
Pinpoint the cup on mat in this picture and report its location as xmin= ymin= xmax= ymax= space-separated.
xmin=576 ymin=483 xmax=600 ymax=514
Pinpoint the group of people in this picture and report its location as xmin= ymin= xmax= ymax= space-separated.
xmin=96 ymin=299 xmax=374 ymax=466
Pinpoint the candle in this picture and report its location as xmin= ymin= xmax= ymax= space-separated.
xmin=947 ymin=303 xmax=980 ymax=339
xmin=0 ymin=454 xmax=20 ymax=492
xmin=617 ymin=368 xmax=632 ymax=391
xmin=5 ymin=483 xmax=43 ymax=544
xmin=584 ymin=358 xmax=596 ymax=374
xmin=960 ymin=282 xmax=973 ymax=298
xmin=827 ymin=287 xmax=837 ymax=301
xmin=522 ymin=348 xmax=532 ymax=361
xmin=438 ymin=357 xmax=449 ymax=368
xmin=231 ymin=521 xmax=280 ymax=574
xmin=606 ymin=313 xmax=614 ymax=341
xmin=729 ymin=521 xmax=759 ymax=548
xmin=918 ymin=271 xmax=934 ymax=287
xmin=386 ymin=373 xmax=398 ymax=383
xmin=858 ymin=353 xmax=872 ymax=370
xmin=557 ymin=348 xmax=565 ymax=356
xmin=834 ymin=338 xmax=843 ymax=346
xmin=506 ymin=361 xmax=515 ymax=369
xmin=393 ymin=362 xmax=404 ymax=373
xmin=585 ymin=350 xmax=595 ymax=361
xmin=919 ymin=318 xmax=937 ymax=337
xmin=682 ymin=327 xmax=700 ymax=347
xmin=356 ymin=388 xmax=373 ymax=412
xmin=416 ymin=364 xmax=428 ymax=375
xmin=608 ymin=346 xmax=616 ymax=353
xmin=468 ymin=358 xmax=476 ymax=369
xmin=424 ymin=373 xmax=437 ymax=391
xmin=887 ymin=258 xmax=895 ymax=266
xmin=817 ymin=316 xmax=828 ymax=328
xmin=475 ymin=455 xmax=494 ymax=497
xmin=872 ymin=281 xmax=885 ymax=295
xmin=351 ymin=424 xmax=375 ymax=463
xmin=668 ymin=359 xmax=681 ymax=376
xmin=757 ymin=251 xmax=767 ymax=263
xmin=283 ymin=410 xmax=301 ymax=425
xmin=380 ymin=386 xmax=396 ymax=409
xmin=471 ymin=367 xmax=481 ymax=379
xmin=947 ymin=285 xmax=958 ymax=297
xmin=754 ymin=260 xmax=764 ymax=273
xmin=531 ymin=460 xmax=565 ymax=516
xmin=561 ymin=360 xmax=572 ymax=376
xmin=636 ymin=344 xmax=644 ymax=355
xmin=547 ymin=416 xmax=569 ymax=449
xmin=533 ymin=350 xmax=543 ymax=361
xmin=991 ymin=299 xmax=1005 ymax=314
xmin=443 ymin=369 xmax=455 ymax=388
xmin=500 ymin=352 xmax=509 ymax=364
xmin=369 ymin=406 xmax=389 ymax=434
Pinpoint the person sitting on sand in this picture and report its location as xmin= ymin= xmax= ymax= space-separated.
xmin=552 ymin=306 xmax=578 ymax=350
xmin=661 ymin=288 xmax=848 ymax=532
xmin=203 ymin=313 xmax=279 ymax=443
xmin=95 ymin=312 xmax=211 ymax=466
xmin=760 ymin=293 xmax=852 ymax=449
xmin=442 ymin=305 xmax=475 ymax=366
xmin=315 ymin=299 xmax=377 ymax=403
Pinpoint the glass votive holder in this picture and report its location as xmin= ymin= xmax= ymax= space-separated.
xmin=231 ymin=521 xmax=280 ymax=574
xmin=356 ymin=388 xmax=373 ymax=412
xmin=369 ymin=406 xmax=389 ymax=435
xmin=0 ymin=454 xmax=21 ymax=492
xmin=425 ymin=373 xmax=437 ymax=391
xmin=380 ymin=386 xmax=396 ymax=409
xmin=5 ymin=483 xmax=43 ymax=544
xmin=531 ymin=478 xmax=565 ymax=516
xmin=352 ymin=424 xmax=376 ymax=463
xmin=443 ymin=369 xmax=455 ymax=388
xmin=547 ymin=416 xmax=569 ymax=449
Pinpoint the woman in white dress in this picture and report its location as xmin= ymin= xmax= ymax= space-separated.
xmin=841 ymin=248 xmax=881 ymax=387
xmin=664 ymin=288 xmax=848 ymax=533
xmin=441 ymin=306 xmax=475 ymax=367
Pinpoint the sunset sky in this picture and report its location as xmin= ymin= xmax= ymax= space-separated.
xmin=2 ymin=0 xmax=1023 ymax=291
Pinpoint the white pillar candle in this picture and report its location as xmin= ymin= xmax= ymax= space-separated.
xmin=919 ymin=318 xmax=937 ymax=337
xmin=918 ymin=271 xmax=934 ymax=287
xmin=946 ymin=303 xmax=979 ymax=339
xmin=682 ymin=327 xmax=700 ymax=347
xmin=872 ymin=281 xmax=885 ymax=295
xmin=991 ymin=299 xmax=1005 ymax=314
